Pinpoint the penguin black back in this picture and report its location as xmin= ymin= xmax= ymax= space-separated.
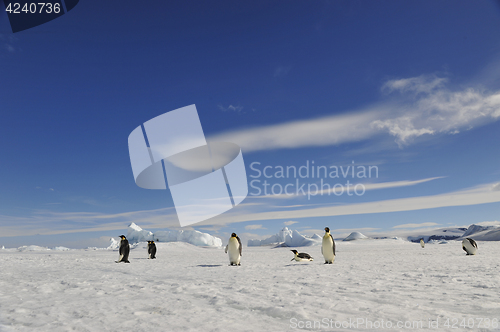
xmin=148 ymin=240 xmax=157 ymax=259
xmin=116 ymin=235 xmax=130 ymax=263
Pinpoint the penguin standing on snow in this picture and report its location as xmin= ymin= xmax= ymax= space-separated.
xmin=420 ymin=238 xmax=425 ymax=248
xmin=462 ymin=238 xmax=478 ymax=255
xmin=290 ymin=249 xmax=313 ymax=262
xmin=225 ymin=233 xmax=242 ymax=266
xmin=322 ymin=227 xmax=336 ymax=264
xmin=116 ymin=235 xmax=130 ymax=263
xmin=147 ymin=240 xmax=157 ymax=259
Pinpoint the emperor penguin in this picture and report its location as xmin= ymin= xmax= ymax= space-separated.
xmin=462 ymin=238 xmax=478 ymax=255
xmin=322 ymin=227 xmax=336 ymax=264
xmin=225 ymin=233 xmax=242 ymax=266
xmin=290 ymin=249 xmax=313 ymax=262
xmin=420 ymin=238 xmax=425 ymax=248
xmin=147 ymin=240 xmax=157 ymax=259
xmin=116 ymin=235 xmax=130 ymax=263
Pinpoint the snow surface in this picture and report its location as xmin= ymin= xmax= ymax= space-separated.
xmin=1 ymin=240 xmax=500 ymax=331
xmin=248 ymin=227 xmax=320 ymax=247
xmin=125 ymin=223 xmax=223 ymax=247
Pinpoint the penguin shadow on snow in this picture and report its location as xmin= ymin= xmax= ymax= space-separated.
xmin=196 ymin=264 xmax=224 ymax=268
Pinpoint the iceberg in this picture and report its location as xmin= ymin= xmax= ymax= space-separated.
xmin=248 ymin=227 xmax=321 ymax=247
xmin=126 ymin=223 xmax=222 ymax=247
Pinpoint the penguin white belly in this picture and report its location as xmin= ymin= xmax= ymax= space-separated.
xmin=294 ymin=256 xmax=312 ymax=262
xmin=322 ymin=236 xmax=335 ymax=263
xmin=462 ymin=239 xmax=477 ymax=255
xmin=227 ymin=238 xmax=241 ymax=264
xmin=420 ymin=239 xmax=425 ymax=248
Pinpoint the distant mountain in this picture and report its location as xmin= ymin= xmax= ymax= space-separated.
xmin=407 ymin=227 xmax=466 ymax=243
xmin=459 ymin=223 xmax=500 ymax=241
xmin=407 ymin=223 xmax=500 ymax=243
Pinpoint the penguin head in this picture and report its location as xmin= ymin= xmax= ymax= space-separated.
xmin=324 ymin=227 xmax=330 ymax=233
xmin=290 ymin=250 xmax=298 ymax=255
xmin=119 ymin=235 xmax=126 ymax=239
xmin=147 ymin=241 xmax=150 ymax=244
xmin=151 ymin=240 xmax=155 ymax=244
xmin=231 ymin=233 xmax=237 ymax=238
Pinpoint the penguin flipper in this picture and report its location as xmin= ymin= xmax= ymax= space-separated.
xmin=237 ymin=236 xmax=242 ymax=256
xmin=225 ymin=245 xmax=228 ymax=254
xmin=330 ymin=234 xmax=336 ymax=256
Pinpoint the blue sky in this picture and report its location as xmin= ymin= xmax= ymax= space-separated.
xmin=1 ymin=1 xmax=500 ymax=248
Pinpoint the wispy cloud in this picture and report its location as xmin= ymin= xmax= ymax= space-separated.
xmin=210 ymin=108 xmax=384 ymax=152
xmin=198 ymin=181 xmax=500 ymax=226
xmin=210 ymin=75 xmax=500 ymax=151
xmin=254 ymin=177 xmax=444 ymax=199
xmin=218 ymin=104 xmax=244 ymax=113
xmin=393 ymin=222 xmax=439 ymax=229
xmin=274 ymin=66 xmax=291 ymax=77
xmin=244 ymin=224 xmax=266 ymax=230
xmin=373 ymin=77 xmax=500 ymax=146
xmin=2 ymin=181 xmax=499 ymax=237
xmin=381 ymin=74 xmax=447 ymax=95
xmin=283 ymin=221 xmax=298 ymax=226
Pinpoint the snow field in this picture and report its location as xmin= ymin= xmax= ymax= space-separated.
xmin=1 ymin=240 xmax=499 ymax=332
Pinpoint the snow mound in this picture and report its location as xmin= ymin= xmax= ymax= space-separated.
xmin=126 ymin=223 xmax=222 ymax=247
xmin=248 ymin=227 xmax=321 ymax=247
xmin=343 ymin=231 xmax=368 ymax=241
xmin=17 ymin=245 xmax=50 ymax=252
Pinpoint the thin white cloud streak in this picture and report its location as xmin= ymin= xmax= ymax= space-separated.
xmin=205 ymin=181 xmax=500 ymax=225
xmin=245 ymin=224 xmax=265 ymax=230
xmin=0 ymin=207 xmax=180 ymax=237
xmin=2 ymin=182 xmax=499 ymax=238
xmin=253 ymin=177 xmax=444 ymax=199
xmin=381 ymin=74 xmax=447 ymax=94
xmin=283 ymin=221 xmax=298 ymax=226
xmin=210 ymin=108 xmax=385 ymax=152
xmin=209 ymin=75 xmax=500 ymax=151
xmin=393 ymin=222 xmax=439 ymax=229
